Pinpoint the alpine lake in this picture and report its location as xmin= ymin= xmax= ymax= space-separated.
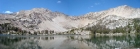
xmin=0 ymin=34 xmax=140 ymax=49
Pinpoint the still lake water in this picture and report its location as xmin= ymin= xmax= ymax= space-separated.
xmin=0 ymin=34 xmax=140 ymax=49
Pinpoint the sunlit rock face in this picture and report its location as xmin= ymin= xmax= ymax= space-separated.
xmin=83 ymin=5 xmax=140 ymax=29
xmin=91 ymin=15 xmax=132 ymax=29
xmin=0 ymin=8 xmax=93 ymax=33
xmin=0 ymin=5 xmax=140 ymax=33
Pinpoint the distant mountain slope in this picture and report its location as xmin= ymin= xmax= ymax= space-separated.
xmin=0 ymin=5 xmax=140 ymax=35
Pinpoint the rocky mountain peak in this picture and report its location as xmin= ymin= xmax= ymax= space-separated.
xmin=104 ymin=5 xmax=140 ymax=18
xmin=31 ymin=8 xmax=51 ymax=13
xmin=109 ymin=5 xmax=133 ymax=12
xmin=117 ymin=5 xmax=131 ymax=8
xmin=114 ymin=5 xmax=133 ymax=11
xmin=17 ymin=8 xmax=51 ymax=15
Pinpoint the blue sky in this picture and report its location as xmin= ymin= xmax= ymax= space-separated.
xmin=0 ymin=0 xmax=140 ymax=16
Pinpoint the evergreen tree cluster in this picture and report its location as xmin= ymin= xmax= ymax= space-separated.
xmin=133 ymin=18 xmax=140 ymax=33
xmin=85 ymin=18 xmax=140 ymax=34
xmin=0 ymin=23 xmax=29 ymax=34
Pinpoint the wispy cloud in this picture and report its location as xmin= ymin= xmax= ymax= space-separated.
xmin=4 ymin=11 xmax=13 ymax=13
xmin=57 ymin=1 xmax=61 ymax=3
xmin=88 ymin=6 xmax=94 ymax=9
xmin=94 ymin=3 xmax=100 ymax=5
xmin=91 ymin=6 xmax=94 ymax=7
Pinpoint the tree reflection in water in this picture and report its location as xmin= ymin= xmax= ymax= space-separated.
xmin=0 ymin=34 xmax=139 ymax=49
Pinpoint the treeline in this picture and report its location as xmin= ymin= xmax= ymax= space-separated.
xmin=64 ymin=23 xmax=133 ymax=34
xmin=0 ymin=23 xmax=56 ymax=35
xmin=34 ymin=30 xmax=55 ymax=35
xmin=85 ymin=25 xmax=132 ymax=34
xmin=133 ymin=18 xmax=140 ymax=33
xmin=0 ymin=23 xmax=31 ymax=35
xmin=86 ymin=25 xmax=110 ymax=34
xmin=85 ymin=18 xmax=140 ymax=34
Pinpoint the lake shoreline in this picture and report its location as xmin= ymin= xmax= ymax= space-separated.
xmin=0 ymin=32 xmax=139 ymax=36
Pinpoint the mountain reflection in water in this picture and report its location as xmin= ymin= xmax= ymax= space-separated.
xmin=0 ymin=34 xmax=140 ymax=49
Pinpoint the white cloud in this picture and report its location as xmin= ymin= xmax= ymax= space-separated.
xmin=4 ymin=11 xmax=13 ymax=13
xmin=94 ymin=3 xmax=100 ymax=5
xmin=57 ymin=1 xmax=61 ymax=3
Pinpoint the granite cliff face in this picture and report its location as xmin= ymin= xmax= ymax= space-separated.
xmin=0 ymin=5 xmax=140 ymax=35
